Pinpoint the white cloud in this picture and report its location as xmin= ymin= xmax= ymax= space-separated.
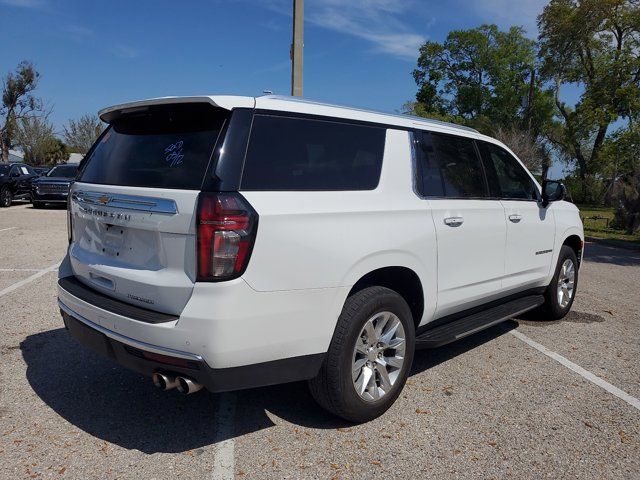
xmin=0 ymin=0 xmax=45 ymax=7
xmin=111 ymin=44 xmax=139 ymax=59
xmin=260 ymin=0 xmax=427 ymax=60
xmin=60 ymin=24 xmax=94 ymax=41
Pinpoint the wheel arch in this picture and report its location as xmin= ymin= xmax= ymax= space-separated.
xmin=347 ymin=266 xmax=425 ymax=330
xmin=562 ymin=234 xmax=584 ymax=268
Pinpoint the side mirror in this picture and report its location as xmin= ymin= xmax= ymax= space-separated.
xmin=541 ymin=180 xmax=565 ymax=207
xmin=10 ymin=171 xmax=20 ymax=178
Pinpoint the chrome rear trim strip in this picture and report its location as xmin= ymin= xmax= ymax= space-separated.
xmin=72 ymin=191 xmax=178 ymax=214
xmin=58 ymin=299 xmax=202 ymax=361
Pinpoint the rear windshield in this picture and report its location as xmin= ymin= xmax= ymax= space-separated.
xmin=241 ymin=115 xmax=386 ymax=191
xmin=78 ymin=103 xmax=227 ymax=189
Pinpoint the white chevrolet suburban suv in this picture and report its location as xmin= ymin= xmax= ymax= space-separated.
xmin=58 ymin=95 xmax=584 ymax=422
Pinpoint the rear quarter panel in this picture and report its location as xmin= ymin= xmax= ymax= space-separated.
xmin=240 ymin=129 xmax=437 ymax=325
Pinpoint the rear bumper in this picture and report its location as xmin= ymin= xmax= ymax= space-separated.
xmin=60 ymin=303 xmax=325 ymax=392
xmin=57 ymin=251 xmax=347 ymax=389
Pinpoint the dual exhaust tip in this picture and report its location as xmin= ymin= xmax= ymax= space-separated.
xmin=152 ymin=372 xmax=203 ymax=395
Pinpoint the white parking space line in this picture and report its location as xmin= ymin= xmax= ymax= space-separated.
xmin=211 ymin=393 xmax=237 ymax=480
xmin=0 ymin=268 xmax=42 ymax=272
xmin=510 ymin=329 xmax=640 ymax=411
xmin=0 ymin=263 xmax=60 ymax=298
xmin=0 ymin=227 xmax=17 ymax=233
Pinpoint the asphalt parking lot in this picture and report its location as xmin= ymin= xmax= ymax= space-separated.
xmin=1 ymin=204 xmax=638 ymax=479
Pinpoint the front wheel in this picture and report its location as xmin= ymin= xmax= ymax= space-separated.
xmin=0 ymin=187 xmax=12 ymax=208
xmin=308 ymin=286 xmax=415 ymax=423
xmin=540 ymin=245 xmax=579 ymax=320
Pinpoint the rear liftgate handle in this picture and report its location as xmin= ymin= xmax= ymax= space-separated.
xmin=444 ymin=216 xmax=464 ymax=227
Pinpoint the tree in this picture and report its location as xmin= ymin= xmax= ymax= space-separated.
xmin=0 ymin=61 xmax=42 ymax=161
xmin=538 ymin=0 xmax=640 ymax=184
xmin=63 ymin=114 xmax=103 ymax=154
xmin=412 ymin=24 xmax=555 ymax=135
xmin=608 ymin=125 xmax=640 ymax=231
xmin=15 ymin=115 xmax=55 ymax=163
xmin=493 ymin=126 xmax=547 ymax=173
xmin=42 ymin=137 xmax=69 ymax=165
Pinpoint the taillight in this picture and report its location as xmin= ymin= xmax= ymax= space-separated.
xmin=196 ymin=192 xmax=258 ymax=281
xmin=67 ymin=192 xmax=73 ymax=244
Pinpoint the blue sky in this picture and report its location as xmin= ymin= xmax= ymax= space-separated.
xmin=2 ymin=0 xmax=579 ymax=175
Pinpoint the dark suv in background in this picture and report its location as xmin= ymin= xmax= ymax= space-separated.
xmin=0 ymin=163 xmax=38 ymax=207
xmin=31 ymin=164 xmax=78 ymax=208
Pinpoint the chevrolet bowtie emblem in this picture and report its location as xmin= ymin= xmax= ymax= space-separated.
xmin=96 ymin=195 xmax=111 ymax=205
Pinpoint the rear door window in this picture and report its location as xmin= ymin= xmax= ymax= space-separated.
xmin=416 ymin=132 xmax=487 ymax=198
xmin=78 ymin=103 xmax=227 ymax=190
xmin=478 ymin=141 xmax=537 ymax=200
xmin=241 ymin=115 xmax=386 ymax=191
xmin=414 ymin=131 xmax=445 ymax=196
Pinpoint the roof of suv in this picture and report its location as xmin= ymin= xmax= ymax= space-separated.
xmin=98 ymin=94 xmax=479 ymax=137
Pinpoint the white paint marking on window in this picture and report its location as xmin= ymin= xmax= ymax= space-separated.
xmin=0 ymin=263 xmax=59 ymax=298
xmin=510 ymin=329 xmax=640 ymax=411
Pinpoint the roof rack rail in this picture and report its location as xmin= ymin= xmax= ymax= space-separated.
xmin=259 ymin=95 xmax=479 ymax=134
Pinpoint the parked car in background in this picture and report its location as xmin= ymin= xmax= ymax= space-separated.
xmin=32 ymin=166 xmax=51 ymax=176
xmin=31 ymin=163 xmax=78 ymax=208
xmin=0 ymin=163 xmax=38 ymax=207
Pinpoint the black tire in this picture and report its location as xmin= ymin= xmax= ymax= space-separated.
xmin=32 ymin=201 xmax=44 ymax=209
xmin=539 ymin=245 xmax=579 ymax=320
xmin=308 ymin=286 xmax=415 ymax=423
xmin=0 ymin=187 xmax=12 ymax=208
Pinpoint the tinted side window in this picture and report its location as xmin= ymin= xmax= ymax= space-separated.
xmin=241 ymin=115 xmax=385 ymax=191
xmin=478 ymin=142 xmax=536 ymax=200
xmin=414 ymin=131 xmax=444 ymax=196
xmin=430 ymin=133 xmax=487 ymax=198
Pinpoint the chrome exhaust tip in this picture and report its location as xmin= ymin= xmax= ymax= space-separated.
xmin=176 ymin=376 xmax=203 ymax=395
xmin=152 ymin=372 xmax=179 ymax=391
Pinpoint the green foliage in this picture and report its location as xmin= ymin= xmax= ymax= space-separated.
xmin=42 ymin=137 xmax=69 ymax=165
xmin=15 ymin=115 xmax=69 ymax=166
xmin=412 ymin=24 xmax=555 ymax=136
xmin=0 ymin=61 xmax=42 ymax=161
xmin=563 ymin=174 xmax=608 ymax=204
xmin=63 ymin=114 xmax=104 ymax=154
xmin=538 ymin=0 xmax=640 ymax=178
xmin=578 ymin=204 xmax=640 ymax=243
xmin=15 ymin=115 xmax=54 ymax=163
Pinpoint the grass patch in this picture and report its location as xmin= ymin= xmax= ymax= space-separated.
xmin=577 ymin=205 xmax=640 ymax=245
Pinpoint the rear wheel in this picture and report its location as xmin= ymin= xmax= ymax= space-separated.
xmin=0 ymin=187 xmax=12 ymax=208
xmin=308 ymin=286 xmax=415 ymax=423
xmin=540 ymin=245 xmax=578 ymax=320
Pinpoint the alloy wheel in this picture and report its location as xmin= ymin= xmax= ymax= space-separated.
xmin=557 ymin=259 xmax=575 ymax=308
xmin=352 ymin=311 xmax=406 ymax=402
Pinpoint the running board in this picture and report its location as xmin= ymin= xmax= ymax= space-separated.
xmin=416 ymin=295 xmax=544 ymax=349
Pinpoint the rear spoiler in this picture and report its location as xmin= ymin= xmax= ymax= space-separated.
xmin=98 ymin=95 xmax=256 ymax=124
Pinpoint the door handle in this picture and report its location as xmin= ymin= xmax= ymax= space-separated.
xmin=508 ymin=214 xmax=522 ymax=223
xmin=444 ymin=216 xmax=464 ymax=227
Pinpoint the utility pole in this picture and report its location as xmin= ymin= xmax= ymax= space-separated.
xmin=290 ymin=0 xmax=304 ymax=97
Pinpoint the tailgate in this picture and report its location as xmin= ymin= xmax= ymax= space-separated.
xmin=69 ymin=184 xmax=199 ymax=315
xmin=66 ymin=102 xmax=229 ymax=315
